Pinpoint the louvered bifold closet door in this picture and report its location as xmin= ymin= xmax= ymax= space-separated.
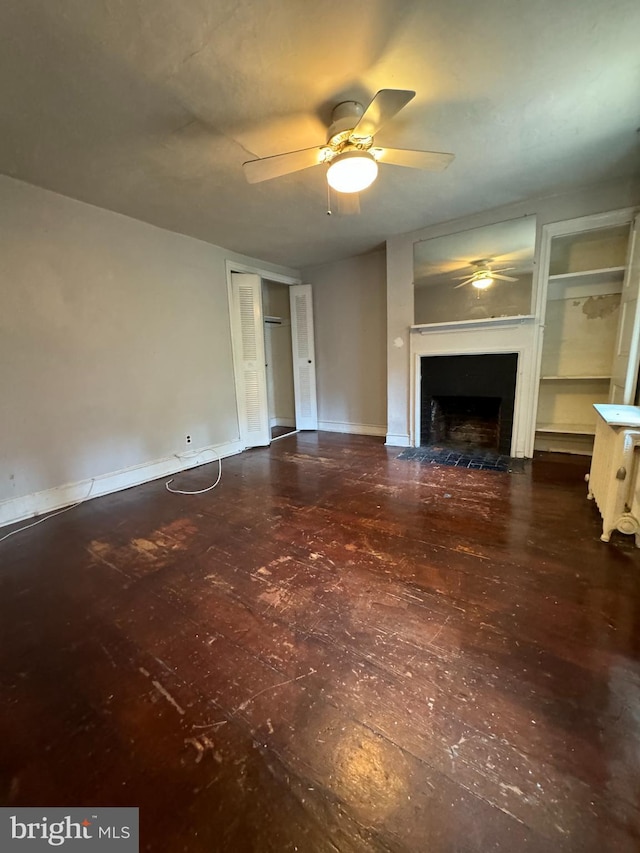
xmin=290 ymin=284 xmax=318 ymax=430
xmin=231 ymin=273 xmax=270 ymax=447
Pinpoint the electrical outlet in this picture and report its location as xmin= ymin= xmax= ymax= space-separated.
xmin=186 ymin=434 xmax=192 ymax=445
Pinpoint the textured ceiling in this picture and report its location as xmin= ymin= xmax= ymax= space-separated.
xmin=1 ymin=0 xmax=638 ymax=268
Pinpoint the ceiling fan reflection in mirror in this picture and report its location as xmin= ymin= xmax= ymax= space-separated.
xmin=242 ymin=89 xmax=454 ymax=198
xmin=454 ymin=259 xmax=518 ymax=290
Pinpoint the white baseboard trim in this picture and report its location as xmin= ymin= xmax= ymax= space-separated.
xmin=318 ymin=420 xmax=387 ymax=437
xmin=385 ymin=433 xmax=411 ymax=447
xmin=0 ymin=439 xmax=244 ymax=530
xmin=270 ymin=417 xmax=296 ymax=428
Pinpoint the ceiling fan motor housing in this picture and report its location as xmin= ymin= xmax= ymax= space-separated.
xmin=327 ymin=101 xmax=365 ymax=144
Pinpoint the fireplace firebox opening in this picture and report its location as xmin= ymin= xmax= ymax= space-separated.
xmin=420 ymin=353 xmax=518 ymax=455
xmin=428 ymin=396 xmax=501 ymax=449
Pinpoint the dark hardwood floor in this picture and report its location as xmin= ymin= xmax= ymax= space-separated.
xmin=271 ymin=425 xmax=297 ymax=439
xmin=1 ymin=432 xmax=639 ymax=852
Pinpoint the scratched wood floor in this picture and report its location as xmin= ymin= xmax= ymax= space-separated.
xmin=1 ymin=432 xmax=640 ymax=852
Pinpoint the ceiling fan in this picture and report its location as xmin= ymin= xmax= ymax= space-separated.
xmin=454 ymin=259 xmax=518 ymax=290
xmin=242 ymin=89 xmax=454 ymax=195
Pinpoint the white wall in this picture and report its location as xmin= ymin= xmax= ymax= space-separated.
xmin=0 ymin=176 xmax=298 ymax=522
xmin=386 ymin=177 xmax=640 ymax=446
xmin=303 ymin=249 xmax=387 ymax=436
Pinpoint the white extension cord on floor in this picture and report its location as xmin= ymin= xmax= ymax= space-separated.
xmin=0 ymin=446 xmax=223 ymax=544
xmin=0 ymin=479 xmax=95 ymax=544
xmin=165 ymin=447 xmax=222 ymax=495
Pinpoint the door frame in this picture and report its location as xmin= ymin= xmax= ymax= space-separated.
xmin=225 ymin=261 xmax=302 ymax=448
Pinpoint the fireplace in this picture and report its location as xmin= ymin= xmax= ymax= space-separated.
xmin=420 ymin=354 xmax=518 ymax=454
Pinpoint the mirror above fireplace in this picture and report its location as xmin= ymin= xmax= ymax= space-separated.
xmin=413 ymin=216 xmax=537 ymax=326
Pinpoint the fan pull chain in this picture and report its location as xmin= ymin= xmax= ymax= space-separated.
xmin=327 ymin=183 xmax=332 ymax=215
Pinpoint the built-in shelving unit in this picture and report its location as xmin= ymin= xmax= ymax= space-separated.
xmin=535 ymin=219 xmax=631 ymax=455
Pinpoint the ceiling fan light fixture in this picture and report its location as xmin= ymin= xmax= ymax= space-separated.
xmin=326 ymin=150 xmax=378 ymax=194
xmin=471 ymin=274 xmax=493 ymax=290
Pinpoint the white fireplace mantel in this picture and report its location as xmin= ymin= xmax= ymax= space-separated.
xmin=411 ymin=315 xmax=536 ymax=334
xmin=409 ymin=315 xmax=539 ymax=457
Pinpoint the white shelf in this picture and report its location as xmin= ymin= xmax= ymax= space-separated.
xmin=536 ymin=422 xmax=596 ymax=436
xmin=540 ymin=375 xmax=611 ymax=381
xmin=548 ymin=266 xmax=625 ymax=286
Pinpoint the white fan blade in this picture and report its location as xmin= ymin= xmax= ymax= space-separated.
xmin=374 ymin=147 xmax=454 ymax=171
xmin=243 ymin=146 xmax=322 ymax=183
xmin=352 ymin=89 xmax=415 ymax=138
xmin=234 ymin=113 xmax=327 ymax=159
xmin=454 ymin=278 xmax=474 ymax=289
xmin=492 ymin=273 xmax=518 ymax=282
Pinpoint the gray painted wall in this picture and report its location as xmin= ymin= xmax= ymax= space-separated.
xmin=0 ymin=175 xmax=298 ymax=505
xmin=304 ymin=249 xmax=387 ymax=434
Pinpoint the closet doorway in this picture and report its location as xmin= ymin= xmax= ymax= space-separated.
xmin=263 ymin=279 xmax=296 ymax=441
xmin=228 ymin=269 xmax=318 ymax=450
